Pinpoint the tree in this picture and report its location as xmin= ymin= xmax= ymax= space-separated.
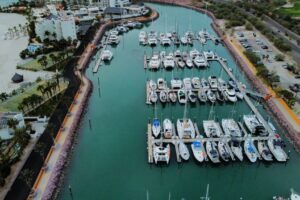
xmin=52 ymin=32 xmax=57 ymax=41
xmin=245 ymin=22 xmax=253 ymax=30
xmin=7 ymin=118 xmax=19 ymax=130
xmin=38 ymin=55 xmax=48 ymax=69
xmin=274 ymin=54 xmax=285 ymax=61
xmin=19 ymin=169 xmax=34 ymax=188
xmin=0 ymin=92 xmax=8 ymax=102
xmin=37 ymin=84 xmax=45 ymax=97
xmin=44 ymin=30 xmax=50 ymax=38
xmin=13 ymin=128 xmax=30 ymax=149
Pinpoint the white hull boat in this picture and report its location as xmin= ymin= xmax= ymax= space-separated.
xmin=163 ymin=118 xmax=173 ymax=139
xmin=177 ymin=89 xmax=187 ymax=104
xmin=153 ymin=144 xmax=170 ymax=164
xmin=192 ymin=77 xmax=201 ymax=89
xmin=101 ymin=50 xmax=113 ymax=61
xmin=267 ymin=136 xmax=287 ymax=162
xmin=244 ymin=137 xmax=258 ymax=163
xmin=179 ymin=141 xmax=190 ymax=161
xmin=191 ymin=140 xmax=206 ymax=162
xmin=176 ymin=118 xmax=195 ymax=139
xmin=152 ymin=118 xmax=161 ymax=137
xmin=257 ymin=140 xmax=273 ymax=161
xmin=188 ymin=90 xmax=197 ymax=103
xmin=203 ymin=120 xmax=222 ymax=137
xmin=206 ymin=141 xmax=220 ymax=163
xmin=159 ymin=90 xmax=168 ymax=103
xmin=171 ymin=78 xmax=182 ymax=89
xmin=183 ymin=78 xmax=192 ymax=90
xmin=218 ymin=140 xmax=231 ymax=162
xmin=157 ymin=78 xmax=167 ymax=90
xmin=222 ymin=119 xmax=242 ymax=137
xmin=149 ymin=91 xmax=158 ymax=103
xmin=169 ymin=91 xmax=177 ymax=103
xmin=230 ymin=140 xmax=243 ymax=161
xmin=198 ymin=89 xmax=207 ymax=103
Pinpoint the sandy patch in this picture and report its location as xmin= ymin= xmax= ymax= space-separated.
xmin=0 ymin=13 xmax=53 ymax=94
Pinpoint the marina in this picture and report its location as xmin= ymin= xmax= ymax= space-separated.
xmin=59 ymin=3 xmax=300 ymax=200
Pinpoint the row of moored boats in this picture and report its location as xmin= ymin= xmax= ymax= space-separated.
xmin=139 ymin=29 xmax=220 ymax=47
xmin=147 ymin=77 xmax=244 ymax=104
xmin=152 ymin=117 xmax=287 ymax=164
xmin=147 ymin=49 xmax=216 ymax=70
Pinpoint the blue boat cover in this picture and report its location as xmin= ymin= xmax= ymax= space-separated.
xmin=193 ymin=141 xmax=201 ymax=147
xmin=153 ymin=119 xmax=160 ymax=127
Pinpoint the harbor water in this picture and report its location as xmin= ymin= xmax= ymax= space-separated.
xmin=58 ymin=3 xmax=300 ymax=199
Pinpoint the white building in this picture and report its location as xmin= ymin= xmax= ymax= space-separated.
xmin=35 ymin=10 xmax=77 ymax=41
xmin=96 ymin=0 xmax=130 ymax=7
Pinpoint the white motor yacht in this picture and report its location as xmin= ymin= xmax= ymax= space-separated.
xmin=189 ymin=49 xmax=200 ymax=59
xmin=149 ymin=91 xmax=158 ymax=103
xmin=108 ymin=34 xmax=120 ymax=45
xmin=148 ymin=37 xmax=157 ymax=46
xmin=149 ymin=80 xmax=157 ymax=90
xmin=208 ymin=76 xmax=218 ymax=91
xmin=243 ymin=115 xmax=268 ymax=136
xmin=198 ymin=89 xmax=207 ymax=103
xmin=149 ymin=54 xmax=161 ymax=70
xmin=193 ymin=55 xmax=208 ymax=68
xmin=217 ymin=78 xmax=227 ymax=91
xmin=177 ymin=89 xmax=187 ymax=104
xmin=201 ymin=78 xmax=210 ymax=90
xmin=224 ymin=88 xmax=237 ymax=103
xmin=221 ymin=119 xmax=242 ymax=137
xmin=203 ymin=120 xmax=222 ymax=138
xmin=185 ymin=59 xmax=193 ymax=68
xmin=191 ymin=140 xmax=206 ymax=162
xmin=169 ymin=91 xmax=177 ymax=103
xmin=257 ymin=140 xmax=273 ymax=161
xmin=206 ymin=141 xmax=220 ymax=163
xmin=206 ymin=90 xmax=216 ymax=103
xmin=230 ymin=140 xmax=243 ymax=161
xmin=183 ymin=78 xmax=192 ymax=90
xmin=157 ymin=78 xmax=167 ymax=90
xmin=101 ymin=50 xmax=113 ymax=61
xmin=267 ymin=135 xmax=287 ymax=162
xmin=163 ymin=55 xmax=175 ymax=70
xmin=153 ymin=144 xmax=170 ymax=164
xmin=244 ymin=136 xmax=258 ymax=163
xmin=176 ymin=118 xmax=195 ymax=139
xmin=180 ymin=36 xmax=188 ymax=45
xmin=218 ymin=140 xmax=231 ymax=162
xmin=187 ymin=90 xmax=197 ymax=103
xmin=159 ymin=90 xmax=168 ymax=103
xmin=192 ymin=77 xmax=201 ymax=89
xmin=161 ymin=37 xmax=171 ymax=46
xmin=139 ymin=31 xmax=146 ymax=44
xmin=171 ymin=78 xmax=183 ymax=89
xmin=203 ymin=51 xmax=215 ymax=60
xmin=163 ymin=118 xmax=173 ymax=139
xmin=152 ymin=118 xmax=161 ymax=137
xmin=177 ymin=57 xmax=186 ymax=68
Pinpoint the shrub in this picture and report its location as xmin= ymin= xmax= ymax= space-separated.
xmin=274 ymin=54 xmax=285 ymax=61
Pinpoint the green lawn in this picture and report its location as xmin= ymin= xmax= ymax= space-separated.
xmin=280 ymin=0 xmax=300 ymax=17
xmin=17 ymin=51 xmax=72 ymax=72
xmin=0 ymin=80 xmax=69 ymax=112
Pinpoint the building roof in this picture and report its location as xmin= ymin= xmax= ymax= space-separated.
xmin=11 ymin=73 xmax=24 ymax=83
xmin=104 ymin=7 xmax=126 ymax=15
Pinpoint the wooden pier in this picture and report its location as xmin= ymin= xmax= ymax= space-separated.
xmin=147 ymin=123 xmax=153 ymax=163
xmin=93 ymin=36 xmax=109 ymax=73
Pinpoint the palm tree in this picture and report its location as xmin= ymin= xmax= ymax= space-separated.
xmin=7 ymin=118 xmax=18 ymax=130
xmin=0 ymin=92 xmax=8 ymax=102
xmin=17 ymin=104 xmax=24 ymax=112
xmin=34 ymin=143 xmax=46 ymax=161
xmin=44 ymin=30 xmax=50 ymax=39
xmin=19 ymin=168 xmax=34 ymax=188
xmin=37 ymin=85 xmax=45 ymax=97
xmin=13 ymin=128 xmax=30 ymax=149
xmin=37 ymin=55 xmax=48 ymax=69
xmin=49 ymin=53 xmax=57 ymax=66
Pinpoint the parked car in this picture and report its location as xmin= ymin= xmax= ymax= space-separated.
xmin=295 ymin=75 xmax=300 ymax=79
xmin=261 ymin=45 xmax=269 ymax=49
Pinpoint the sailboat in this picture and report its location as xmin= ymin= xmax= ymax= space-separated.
xmin=176 ymin=103 xmax=195 ymax=139
xmin=179 ymin=141 xmax=190 ymax=161
xmin=191 ymin=137 xmax=206 ymax=162
xmin=230 ymin=139 xmax=243 ymax=161
xmin=153 ymin=144 xmax=171 ymax=164
xmin=244 ymin=136 xmax=258 ymax=163
xmin=206 ymin=141 xmax=220 ymax=163
xmin=152 ymin=103 xmax=160 ymax=137
xmin=218 ymin=140 xmax=231 ymax=162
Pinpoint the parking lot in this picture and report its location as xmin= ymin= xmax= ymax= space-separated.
xmin=232 ymin=27 xmax=300 ymax=116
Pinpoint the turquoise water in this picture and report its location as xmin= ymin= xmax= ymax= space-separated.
xmin=58 ymin=4 xmax=300 ymax=200
xmin=0 ymin=0 xmax=18 ymax=7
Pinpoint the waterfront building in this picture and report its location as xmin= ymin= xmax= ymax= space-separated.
xmin=0 ymin=112 xmax=25 ymax=140
xmin=35 ymin=7 xmax=77 ymax=41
